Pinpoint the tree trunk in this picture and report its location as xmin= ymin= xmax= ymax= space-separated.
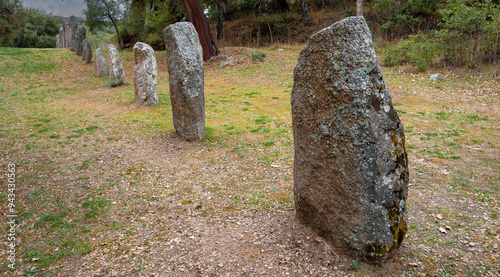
xmin=276 ymin=0 xmax=289 ymax=12
xmin=301 ymin=0 xmax=309 ymax=25
xmin=357 ymin=0 xmax=363 ymax=16
xmin=108 ymin=11 xmax=124 ymax=49
xmin=180 ymin=0 xmax=218 ymax=61
xmin=216 ymin=0 xmax=224 ymax=40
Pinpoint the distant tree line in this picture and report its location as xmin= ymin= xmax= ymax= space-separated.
xmin=1 ymin=0 xmax=499 ymax=68
xmin=0 ymin=0 xmax=60 ymax=48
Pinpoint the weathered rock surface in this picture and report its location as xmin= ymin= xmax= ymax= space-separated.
xmin=430 ymin=73 xmax=443 ymax=81
xmin=56 ymin=27 xmax=64 ymax=48
xmin=63 ymin=19 xmax=69 ymax=48
xmin=163 ymin=22 xmax=205 ymax=141
xmin=291 ymin=16 xmax=409 ymax=261
xmin=107 ymin=44 xmax=126 ymax=87
xmin=75 ymin=26 xmax=86 ymax=56
xmin=94 ymin=47 xmax=109 ymax=77
xmin=133 ymin=42 xmax=158 ymax=106
xmin=82 ymin=40 xmax=92 ymax=65
xmin=68 ymin=16 xmax=78 ymax=51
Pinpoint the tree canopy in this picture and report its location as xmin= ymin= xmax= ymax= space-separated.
xmin=84 ymin=0 xmax=125 ymax=48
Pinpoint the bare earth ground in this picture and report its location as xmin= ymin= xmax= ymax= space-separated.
xmin=0 ymin=46 xmax=498 ymax=276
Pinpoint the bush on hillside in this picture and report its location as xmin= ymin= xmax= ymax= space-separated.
xmin=13 ymin=8 xmax=59 ymax=48
xmin=381 ymin=0 xmax=500 ymax=70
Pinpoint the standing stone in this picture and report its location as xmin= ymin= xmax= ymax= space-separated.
xmin=163 ymin=22 xmax=205 ymax=141
xmin=133 ymin=42 xmax=158 ymax=106
xmin=58 ymin=27 xmax=64 ymax=48
xmin=63 ymin=19 xmax=69 ymax=48
xmin=75 ymin=26 xmax=86 ymax=56
xmin=94 ymin=47 xmax=109 ymax=77
xmin=82 ymin=40 xmax=92 ymax=65
xmin=107 ymin=44 xmax=126 ymax=87
xmin=68 ymin=16 xmax=78 ymax=51
xmin=291 ymin=16 xmax=409 ymax=261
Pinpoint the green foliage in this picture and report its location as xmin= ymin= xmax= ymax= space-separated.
xmin=85 ymin=25 xmax=116 ymax=49
xmin=12 ymin=8 xmax=59 ymax=48
xmin=382 ymin=33 xmax=440 ymax=71
xmin=120 ymin=0 xmax=184 ymax=49
xmin=252 ymin=53 xmax=266 ymax=61
xmin=381 ymin=0 xmax=500 ymax=70
xmin=437 ymin=0 xmax=500 ymax=67
xmin=0 ymin=0 xmax=23 ymax=46
xmin=349 ymin=257 xmax=362 ymax=270
xmin=84 ymin=0 xmax=122 ymax=33
xmin=374 ymin=0 xmax=444 ymax=39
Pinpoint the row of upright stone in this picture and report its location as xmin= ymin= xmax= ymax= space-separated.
xmin=55 ymin=17 xmax=204 ymax=142
xmin=56 ymin=16 xmax=92 ymax=64
xmin=55 ymin=15 xmax=409 ymax=263
xmin=56 ymin=16 xmax=78 ymax=50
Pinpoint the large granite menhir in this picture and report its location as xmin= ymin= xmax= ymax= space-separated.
xmin=94 ymin=47 xmax=109 ymax=77
xmin=82 ymin=40 xmax=92 ymax=64
xmin=291 ymin=16 xmax=409 ymax=261
xmin=107 ymin=44 xmax=126 ymax=87
xmin=56 ymin=27 xmax=63 ymax=48
xmin=67 ymin=16 xmax=78 ymax=51
xmin=75 ymin=26 xmax=86 ymax=56
xmin=163 ymin=22 xmax=205 ymax=141
xmin=133 ymin=42 xmax=158 ymax=106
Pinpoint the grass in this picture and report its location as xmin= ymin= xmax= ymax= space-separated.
xmin=0 ymin=46 xmax=498 ymax=276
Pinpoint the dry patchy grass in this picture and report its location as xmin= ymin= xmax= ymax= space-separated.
xmin=0 ymin=46 xmax=498 ymax=276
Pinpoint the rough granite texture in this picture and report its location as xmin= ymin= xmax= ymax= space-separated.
xmin=94 ymin=47 xmax=109 ymax=77
xmin=291 ymin=16 xmax=409 ymax=261
xmin=56 ymin=34 xmax=61 ymax=48
xmin=68 ymin=16 xmax=78 ymax=51
xmin=75 ymin=26 xmax=86 ymax=56
xmin=82 ymin=40 xmax=92 ymax=65
xmin=133 ymin=42 xmax=158 ymax=106
xmin=107 ymin=44 xmax=126 ymax=87
xmin=63 ymin=19 xmax=69 ymax=48
xmin=163 ymin=22 xmax=205 ymax=141
xmin=56 ymin=27 xmax=64 ymax=48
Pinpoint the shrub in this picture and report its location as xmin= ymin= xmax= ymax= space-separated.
xmin=381 ymin=0 xmax=500 ymax=70
xmin=382 ymin=33 xmax=440 ymax=71
xmin=437 ymin=0 xmax=500 ymax=67
xmin=374 ymin=0 xmax=444 ymax=39
xmin=13 ymin=8 xmax=59 ymax=48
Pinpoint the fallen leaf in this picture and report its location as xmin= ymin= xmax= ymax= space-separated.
xmin=439 ymin=227 xmax=447 ymax=233
xmin=436 ymin=214 xmax=444 ymax=220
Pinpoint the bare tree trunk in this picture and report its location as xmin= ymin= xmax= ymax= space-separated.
xmin=108 ymin=11 xmax=124 ymax=49
xmin=180 ymin=0 xmax=218 ymax=61
xmin=267 ymin=22 xmax=273 ymax=45
xmin=216 ymin=0 xmax=224 ymax=40
xmin=301 ymin=0 xmax=309 ymax=25
xmin=276 ymin=0 xmax=289 ymax=12
xmin=357 ymin=0 xmax=363 ymax=16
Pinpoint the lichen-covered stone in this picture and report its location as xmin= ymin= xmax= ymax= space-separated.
xmin=75 ymin=26 xmax=86 ymax=56
xmin=163 ymin=22 xmax=205 ymax=141
xmin=94 ymin=47 xmax=109 ymax=77
xmin=107 ymin=44 xmax=126 ymax=87
xmin=133 ymin=42 xmax=158 ymax=106
xmin=82 ymin=40 xmax=92 ymax=65
xmin=63 ymin=19 xmax=69 ymax=48
xmin=56 ymin=27 xmax=64 ymax=48
xmin=291 ymin=16 xmax=409 ymax=261
xmin=67 ymin=16 xmax=78 ymax=51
